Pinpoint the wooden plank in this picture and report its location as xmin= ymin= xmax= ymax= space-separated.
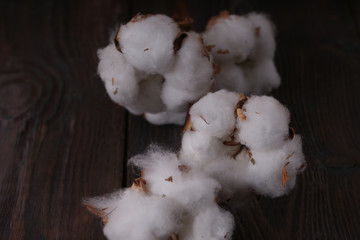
xmin=0 ymin=0 xmax=130 ymax=239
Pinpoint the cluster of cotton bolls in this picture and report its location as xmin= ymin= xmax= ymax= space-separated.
xmin=84 ymin=90 xmax=306 ymax=240
xmin=97 ymin=14 xmax=215 ymax=125
xmin=89 ymin=9 xmax=304 ymax=240
xmin=203 ymin=11 xmax=281 ymax=95
xmin=98 ymin=11 xmax=281 ymax=125
xmin=84 ymin=146 xmax=234 ymax=240
xmin=180 ymin=90 xmax=306 ymax=198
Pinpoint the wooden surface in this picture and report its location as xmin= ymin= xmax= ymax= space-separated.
xmin=1 ymin=0 xmax=359 ymax=239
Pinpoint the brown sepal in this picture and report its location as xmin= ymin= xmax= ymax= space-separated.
xmin=176 ymin=17 xmax=194 ymax=32
xmin=183 ymin=115 xmax=194 ymax=133
xmin=83 ymin=202 xmax=108 ymax=225
xmin=173 ymin=32 xmax=188 ymax=54
xmin=232 ymin=144 xmax=245 ymax=159
xmin=205 ymin=44 xmax=216 ymax=52
xmin=288 ymin=127 xmax=295 ymax=140
xmin=282 ymin=162 xmax=290 ymax=188
xmin=223 ymin=136 xmax=240 ymax=146
xmin=130 ymin=13 xmax=152 ymax=23
xmin=131 ymin=177 xmax=147 ymax=192
xmin=212 ymin=62 xmax=221 ymax=74
xmin=114 ymin=27 xmax=122 ymax=53
xmin=235 ymin=94 xmax=247 ymax=111
xmin=217 ymin=49 xmax=229 ymax=54
xmin=236 ymin=108 xmax=246 ymax=121
xmin=165 ymin=176 xmax=173 ymax=182
xmin=206 ymin=10 xmax=231 ymax=31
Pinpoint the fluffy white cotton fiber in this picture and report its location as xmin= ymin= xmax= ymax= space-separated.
xmin=235 ymin=95 xmax=290 ymax=150
xmin=98 ymin=14 xmax=214 ymax=125
xmin=203 ymin=11 xmax=281 ymax=95
xmin=118 ymin=14 xmax=179 ymax=73
xmin=85 ymin=146 xmax=234 ymax=240
xmin=85 ymin=188 xmax=183 ymax=240
xmin=85 ymin=90 xmax=306 ymax=239
xmin=89 ymin=11 xmax=306 ymax=239
xmin=180 ymin=90 xmax=305 ymax=198
xmin=244 ymin=135 xmax=306 ymax=197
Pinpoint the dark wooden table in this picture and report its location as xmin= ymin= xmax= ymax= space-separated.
xmin=1 ymin=0 xmax=360 ymax=239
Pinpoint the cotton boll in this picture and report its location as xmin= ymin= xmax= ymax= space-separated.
xmin=244 ymin=135 xmax=306 ymax=197
xmin=189 ymin=90 xmax=240 ymax=138
xmin=97 ymin=43 xmax=139 ymax=106
xmin=203 ymin=11 xmax=280 ymax=95
xmin=247 ymin=12 xmax=276 ymax=60
xmin=98 ymin=14 xmax=218 ymax=125
xmin=236 ymin=95 xmax=290 ymax=150
xmin=85 ymin=188 xmax=184 ymax=240
xmin=203 ymin=12 xmax=255 ymax=64
xmin=118 ymin=14 xmax=179 ymax=73
xmin=181 ymin=203 xmax=234 ymax=240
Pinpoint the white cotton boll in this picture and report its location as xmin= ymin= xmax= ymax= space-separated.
xmin=144 ymin=111 xmax=187 ymax=125
xmin=85 ymin=189 xmax=184 ymax=240
xmin=203 ymin=11 xmax=280 ymax=95
xmin=236 ymin=95 xmax=290 ymax=150
xmin=203 ymin=12 xmax=255 ymax=64
xmin=97 ymin=43 xmax=138 ymax=106
xmin=247 ymin=12 xmax=276 ymax=60
xmin=244 ymin=135 xmax=306 ymax=197
xmin=181 ymin=203 xmax=234 ymax=240
xmin=118 ymin=14 xmax=179 ymax=73
xmin=190 ymin=90 xmax=240 ymax=138
xmin=243 ymin=59 xmax=281 ymax=94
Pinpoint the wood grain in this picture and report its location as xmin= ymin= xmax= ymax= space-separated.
xmin=0 ymin=0 xmax=359 ymax=239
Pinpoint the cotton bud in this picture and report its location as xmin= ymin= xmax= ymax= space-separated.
xmin=203 ymin=11 xmax=281 ymax=95
xmin=98 ymin=14 xmax=214 ymax=125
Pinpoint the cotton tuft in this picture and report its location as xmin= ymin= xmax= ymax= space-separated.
xmin=85 ymin=145 xmax=235 ymax=240
xmin=180 ymin=90 xmax=306 ymax=198
xmin=98 ymin=14 xmax=214 ymax=125
xmin=203 ymin=11 xmax=281 ymax=95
